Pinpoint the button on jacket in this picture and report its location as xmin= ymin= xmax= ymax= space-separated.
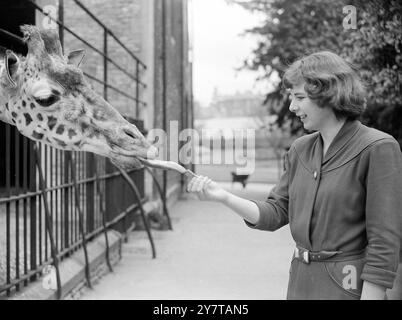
xmin=247 ymin=120 xmax=402 ymax=289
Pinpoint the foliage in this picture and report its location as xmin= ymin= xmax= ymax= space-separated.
xmin=229 ymin=0 xmax=402 ymax=146
xmin=342 ymin=0 xmax=402 ymax=145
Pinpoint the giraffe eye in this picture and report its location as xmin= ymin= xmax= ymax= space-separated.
xmin=34 ymin=94 xmax=60 ymax=107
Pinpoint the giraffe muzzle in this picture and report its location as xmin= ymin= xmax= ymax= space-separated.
xmin=117 ymin=125 xmax=159 ymax=160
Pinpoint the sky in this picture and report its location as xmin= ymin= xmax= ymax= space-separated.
xmin=191 ymin=0 xmax=269 ymax=107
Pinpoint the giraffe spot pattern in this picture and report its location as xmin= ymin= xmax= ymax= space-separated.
xmin=30 ymin=103 xmax=35 ymax=109
xmin=81 ymin=122 xmax=89 ymax=132
xmin=22 ymin=100 xmax=26 ymax=108
xmin=47 ymin=116 xmax=57 ymax=130
xmin=37 ymin=113 xmax=43 ymax=121
xmin=5 ymin=103 xmax=9 ymax=111
xmin=23 ymin=113 xmax=33 ymax=126
xmin=68 ymin=129 xmax=77 ymax=139
xmin=11 ymin=112 xmax=18 ymax=118
xmin=32 ymin=131 xmax=44 ymax=140
xmin=56 ymin=125 xmax=65 ymax=135
xmin=93 ymin=110 xmax=106 ymax=121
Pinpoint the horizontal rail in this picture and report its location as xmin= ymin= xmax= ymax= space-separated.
xmin=0 ymin=28 xmax=147 ymax=104
xmin=0 ymin=166 xmax=145 ymax=204
xmin=84 ymin=72 xmax=147 ymax=105
xmin=28 ymin=0 xmax=147 ymax=87
xmin=0 ymin=28 xmax=25 ymax=45
xmin=73 ymin=0 xmax=147 ymax=69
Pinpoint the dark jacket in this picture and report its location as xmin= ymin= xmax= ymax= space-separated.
xmin=247 ymin=120 xmax=402 ymax=289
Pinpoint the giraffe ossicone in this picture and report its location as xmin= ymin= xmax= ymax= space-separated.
xmin=0 ymin=25 xmax=158 ymax=170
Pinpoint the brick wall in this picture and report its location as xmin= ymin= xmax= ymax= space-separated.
xmin=62 ymin=0 xmax=144 ymax=118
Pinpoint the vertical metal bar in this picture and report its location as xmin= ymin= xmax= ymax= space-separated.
xmin=103 ymin=28 xmax=108 ymax=101
xmin=55 ymin=149 xmax=59 ymax=250
xmin=23 ymin=137 xmax=28 ymax=286
xmin=122 ymin=172 xmax=127 ymax=241
xmin=117 ymin=168 xmax=156 ymax=259
xmin=45 ymin=146 xmax=48 ymax=262
xmin=63 ymin=152 xmax=69 ymax=252
xmin=179 ymin=4 xmax=186 ymax=192
xmin=74 ymin=154 xmax=77 ymax=244
xmin=136 ymin=60 xmax=139 ymax=118
xmin=6 ymin=124 xmax=11 ymax=296
xmin=86 ymin=154 xmax=95 ymax=233
xmin=67 ymin=153 xmax=92 ymax=288
xmin=94 ymin=160 xmax=113 ymax=272
xmin=145 ymin=167 xmax=172 ymax=230
xmin=59 ymin=0 xmax=69 ymax=254
xmin=33 ymin=144 xmax=62 ymax=300
xmin=58 ymin=0 xmax=64 ymax=49
xmin=39 ymin=144 xmax=42 ymax=265
xmin=15 ymin=129 xmax=20 ymax=291
xmin=29 ymin=141 xmax=37 ymax=281
xmin=50 ymin=148 xmax=54 ymax=256
xmin=162 ymin=0 xmax=168 ymax=202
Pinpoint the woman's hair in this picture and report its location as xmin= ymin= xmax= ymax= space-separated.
xmin=282 ymin=51 xmax=366 ymax=120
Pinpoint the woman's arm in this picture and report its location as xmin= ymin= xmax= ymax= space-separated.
xmin=186 ymin=176 xmax=260 ymax=224
xmin=361 ymin=140 xmax=402 ymax=291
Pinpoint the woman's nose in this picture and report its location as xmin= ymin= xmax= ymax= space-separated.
xmin=289 ymin=101 xmax=298 ymax=113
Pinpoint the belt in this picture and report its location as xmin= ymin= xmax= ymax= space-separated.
xmin=294 ymin=245 xmax=366 ymax=264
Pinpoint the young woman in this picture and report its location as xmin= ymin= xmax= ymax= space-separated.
xmin=187 ymin=51 xmax=402 ymax=300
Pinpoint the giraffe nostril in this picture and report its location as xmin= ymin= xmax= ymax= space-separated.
xmin=123 ymin=128 xmax=139 ymax=141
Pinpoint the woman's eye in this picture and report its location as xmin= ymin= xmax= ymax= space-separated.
xmin=34 ymin=95 xmax=60 ymax=107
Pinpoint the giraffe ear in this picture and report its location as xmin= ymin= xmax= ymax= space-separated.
xmin=67 ymin=49 xmax=86 ymax=68
xmin=4 ymin=50 xmax=20 ymax=88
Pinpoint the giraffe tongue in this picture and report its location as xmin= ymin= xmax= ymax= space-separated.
xmin=138 ymin=158 xmax=187 ymax=173
xmin=138 ymin=158 xmax=198 ymax=178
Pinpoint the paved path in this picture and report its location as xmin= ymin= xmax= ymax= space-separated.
xmin=79 ymin=183 xmax=294 ymax=300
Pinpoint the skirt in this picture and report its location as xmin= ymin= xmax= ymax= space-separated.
xmin=286 ymin=254 xmax=366 ymax=300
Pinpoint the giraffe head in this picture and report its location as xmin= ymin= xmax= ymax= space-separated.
xmin=0 ymin=25 xmax=158 ymax=169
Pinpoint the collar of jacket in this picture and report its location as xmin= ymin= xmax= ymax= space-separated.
xmin=291 ymin=120 xmax=394 ymax=173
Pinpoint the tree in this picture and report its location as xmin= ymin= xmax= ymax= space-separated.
xmin=342 ymin=0 xmax=402 ymax=146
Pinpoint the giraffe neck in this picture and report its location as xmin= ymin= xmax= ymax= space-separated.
xmin=0 ymin=60 xmax=14 ymax=125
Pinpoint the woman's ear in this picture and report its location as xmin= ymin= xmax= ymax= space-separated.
xmin=67 ymin=49 xmax=86 ymax=67
xmin=5 ymin=50 xmax=20 ymax=88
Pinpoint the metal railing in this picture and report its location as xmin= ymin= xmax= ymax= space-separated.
xmin=0 ymin=0 xmax=168 ymax=299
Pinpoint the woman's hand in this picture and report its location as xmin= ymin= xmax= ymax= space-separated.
xmin=186 ymin=175 xmax=228 ymax=203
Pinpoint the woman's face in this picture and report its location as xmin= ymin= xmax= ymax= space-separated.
xmin=288 ymin=82 xmax=334 ymax=131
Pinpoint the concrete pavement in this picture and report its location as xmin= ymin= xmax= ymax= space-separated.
xmin=79 ymin=182 xmax=295 ymax=300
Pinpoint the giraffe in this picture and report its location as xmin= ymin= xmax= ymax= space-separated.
xmin=0 ymin=25 xmax=158 ymax=170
